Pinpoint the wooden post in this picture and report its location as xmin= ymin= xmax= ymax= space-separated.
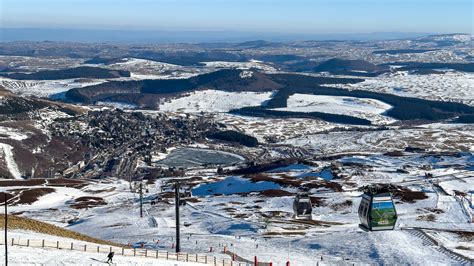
xmin=122 ymin=247 xmax=124 ymax=255
xmin=214 ymin=256 xmax=217 ymax=266
xmin=186 ymin=253 xmax=189 ymax=262
xmin=166 ymin=251 xmax=169 ymax=260
xmin=42 ymin=239 xmax=45 ymax=248
xmin=110 ymin=246 xmax=112 ymax=252
xmin=133 ymin=248 xmax=136 ymax=256
xmin=195 ymin=254 xmax=198 ymax=262
xmin=84 ymin=245 xmax=87 ymax=251
xmin=176 ymin=252 xmax=179 ymax=261
xmin=70 ymin=242 xmax=73 ymax=250
xmin=56 ymin=241 xmax=59 ymax=249
xmin=145 ymin=249 xmax=148 ymax=257
xmin=156 ymin=250 xmax=158 ymax=258
xmin=205 ymin=256 xmax=207 ymax=264
xmin=11 ymin=238 xmax=14 ymax=246
xmin=97 ymin=246 xmax=100 ymax=253
xmin=27 ymin=239 xmax=29 ymax=247
xmin=222 ymin=258 xmax=225 ymax=266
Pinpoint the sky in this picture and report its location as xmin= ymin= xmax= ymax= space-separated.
xmin=1 ymin=0 xmax=473 ymax=34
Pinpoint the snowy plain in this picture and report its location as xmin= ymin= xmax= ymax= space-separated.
xmin=272 ymin=94 xmax=396 ymax=125
xmin=159 ymin=90 xmax=273 ymax=113
xmin=334 ymin=71 xmax=474 ymax=106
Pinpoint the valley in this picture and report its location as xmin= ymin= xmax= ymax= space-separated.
xmin=0 ymin=34 xmax=473 ymax=265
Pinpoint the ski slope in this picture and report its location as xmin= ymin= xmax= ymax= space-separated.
xmin=0 ymin=143 xmax=22 ymax=179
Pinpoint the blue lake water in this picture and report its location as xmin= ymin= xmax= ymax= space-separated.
xmin=216 ymin=223 xmax=258 ymax=235
xmin=192 ymin=176 xmax=280 ymax=196
xmin=158 ymin=148 xmax=244 ymax=168
xmin=298 ymin=168 xmax=334 ymax=180
xmin=268 ymin=164 xmax=311 ymax=172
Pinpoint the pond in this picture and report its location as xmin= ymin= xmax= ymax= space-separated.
xmin=298 ymin=168 xmax=334 ymax=180
xmin=215 ymin=223 xmax=258 ymax=235
xmin=192 ymin=176 xmax=280 ymax=196
xmin=268 ymin=164 xmax=312 ymax=172
xmin=157 ymin=148 xmax=244 ymax=168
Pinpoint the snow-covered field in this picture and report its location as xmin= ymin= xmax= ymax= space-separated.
xmin=0 ymin=77 xmax=106 ymax=98
xmin=3 ymin=156 xmax=472 ymax=265
xmin=201 ymin=60 xmax=277 ymax=72
xmin=3 ymin=231 xmax=203 ymax=266
xmin=283 ymin=123 xmax=474 ymax=154
xmin=159 ymin=90 xmax=273 ymax=113
xmin=273 ymin=94 xmax=396 ymax=125
xmin=334 ymin=71 xmax=474 ymax=106
xmin=107 ymin=58 xmax=203 ymax=80
xmin=0 ymin=126 xmax=29 ymax=141
xmin=214 ymin=113 xmax=337 ymax=143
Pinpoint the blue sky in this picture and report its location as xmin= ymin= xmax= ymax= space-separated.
xmin=1 ymin=0 xmax=472 ymax=34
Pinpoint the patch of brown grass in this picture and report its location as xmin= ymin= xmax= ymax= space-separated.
xmin=6 ymin=187 xmax=56 ymax=205
xmin=70 ymin=196 xmax=107 ymax=209
xmin=259 ymin=189 xmax=294 ymax=197
xmin=303 ymin=181 xmax=343 ymax=192
xmin=261 ymin=211 xmax=291 ymax=219
xmin=330 ymin=200 xmax=353 ymax=211
xmin=83 ymin=187 xmax=116 ymax=194
xmin=244 ymin=173 xmax=302 ymax=187
xmin=0 ymin=179 xmax=46 ymax=187
xmin=0 ymin=192 xmax=14 ymax=202
xmin=233 ymin=213 xmax=250 ymax=218
xmin=309 ymin=196 xmax=326 ymax=207
xmin=184 ymin=197 xmax=200 ymax=203
xmin=416 ymin=214 xmax=436 ymax=222
xmin=393 ymin=187 xmax=428 ymax=203
xmin=455 ymin=231 xmax=474 ymax=241
xmin=47 ymin=179 xmax=88 ymax=188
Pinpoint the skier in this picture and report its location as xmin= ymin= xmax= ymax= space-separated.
xmin=107 ymin=251 xmax=114 ymax=264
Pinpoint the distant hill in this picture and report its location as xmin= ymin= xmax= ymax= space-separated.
xmin=83 ymin=57 xmax=127 ymax=65
xmin=1 ymin=66 xmax=130 ymax=80
xmin=373 ymin=49 xmax=437 ymax=55
xmin=65 ymin=69 xmax=282 ymax=105
xmin=397 ymin=62 xmax=474 ymax=73
xmin=234 ymin=40 xmax=280 ymax=48
xmin=313 ymin=58 xmax=387 ymax=75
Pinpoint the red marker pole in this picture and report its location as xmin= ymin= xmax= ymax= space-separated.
xmin=286 ymin=261 xmax=290 ymax=266
xmin=254 ymin=256 xmax=258 ymax=265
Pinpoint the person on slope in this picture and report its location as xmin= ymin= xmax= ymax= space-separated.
xmin=107 ymin=251 xmax=115 ymax=263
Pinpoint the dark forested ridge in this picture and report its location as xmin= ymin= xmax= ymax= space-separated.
xmin=312 ymin=58 xmax=389 ymax=75
xmin=66 ymin=69 xmax=282 ymax=103
xmin=61 ymin=68 xmax=474 ymax=125
xmin=1 ymin=66 xmax=130 ymax=80
xmin=252 ymin=85 xmax=474 ymax=122
xmin=230 ymin=106 xmax=373 ymax=126
xmin=379 ymin=62 xmax=474 ymax=73
xmin=207 ymin=130 xmax=259 ymax=147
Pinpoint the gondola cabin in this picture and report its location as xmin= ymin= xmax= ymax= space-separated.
xmin=293 ymin=193 xmax=312 ymax=220
xmin=358 ymin=188 xmax=397 ymax=231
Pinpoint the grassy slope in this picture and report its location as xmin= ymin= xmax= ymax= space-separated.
xmin=0 ymin=214 xmax=119 ymax=246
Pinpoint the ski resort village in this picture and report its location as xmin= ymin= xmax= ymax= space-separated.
xmin=0 ymin=34 xmax=473 ymax=265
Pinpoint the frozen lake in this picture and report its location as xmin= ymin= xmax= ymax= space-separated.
xmin=157 ymin=147 xmax=245 ymax=168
